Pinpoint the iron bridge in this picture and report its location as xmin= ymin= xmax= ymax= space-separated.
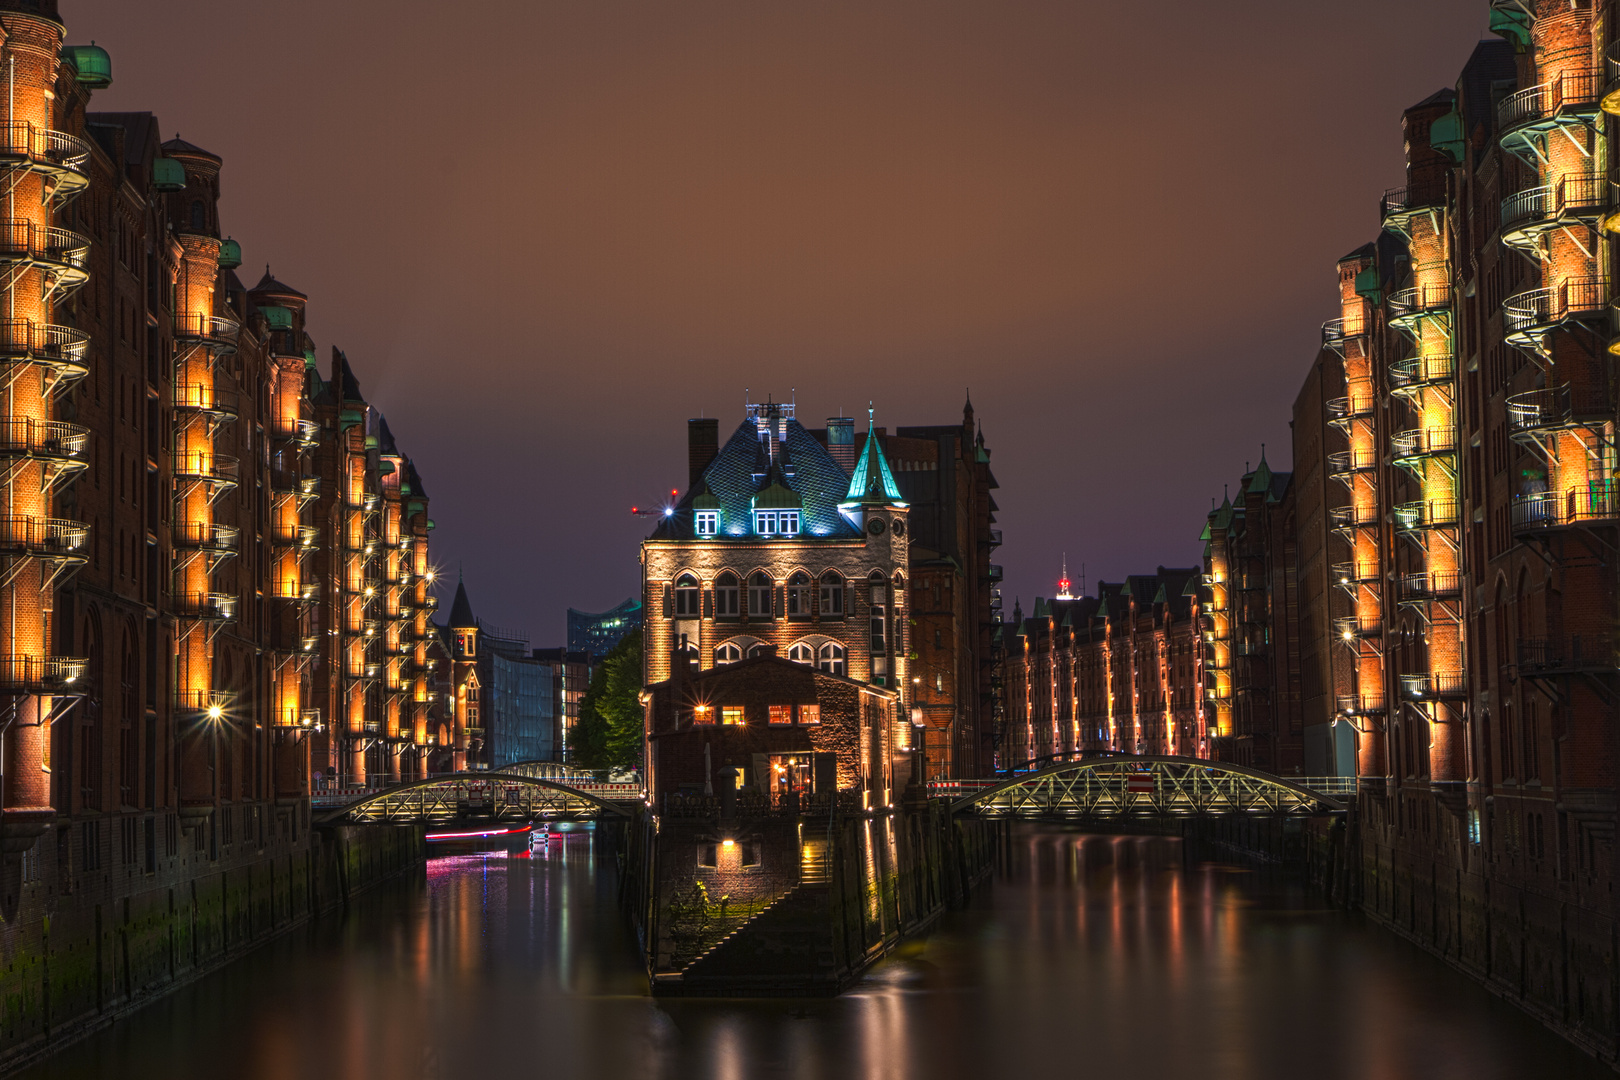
xmin=942 ymin=756 xmax=1348 ymax=819
xmin=313 ymin=771 xmax=639 ymax=826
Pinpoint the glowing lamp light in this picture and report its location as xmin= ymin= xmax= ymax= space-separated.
xmin=206 ymin=704 xmax=224 ymax=721
xmin=721 ymin=838 xmax=736 ymax=849
xmin=664 ymin=508 xmax=674 ymax=518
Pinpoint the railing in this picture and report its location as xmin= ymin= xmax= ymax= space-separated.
xmin=271 ymin=472 xmax=320 ymax=498
xmin=1400 ymin=570 xmax=1461 ymax=600
xmin=271 ymin=579 xmax=320 ymax=603
xmin=1388 ymin=283 xmax=1453 ymax=317
xmin=0 ymin=220 xmax=90 ymax=272
xmin=1321 ymin=317 xmax=1370 ymax=352
xmin=1335 ymin=693 xmax=1386 ymax=716
xmin=174 ymin=453 xmax=239 ymax=484
xmin=1330 ymin=561 xmax=1378 ymax=586
xmin=1380 ymin=187 xmax=1444 ymax=223
xmin=172 ymin=311 xmax=241 ymax=345
xmin=1399 ymin=671 xmax=1467 ymax=700
xmin=1608 ymin=41 xmax=1620 ymax=92
xmin=0 ymin=417 xmax=88 ymax=461
xmin=1393 ymin=499 xmax=1459 ymax=533
xmin=347 ymin=662 xmax=383 ymax=680
xmin=1388 ymin=354 xmax=1455 ymax=390
xmin=1512 ymin=486 xmax=1619 ymax=531
xmin=1501 ymin=173 xmax=1605 ymax=237
xmin=174 ymin=688 xmax=234 ymax=715
xmin=1506 ymin=384 xmax=1610 ymax=437
xmin=1326 ymin=394 xmax=1375 ymax=422
xmin=0 ymin=122 xmax=91 ymax=173
xmin=1326 ymin=449 xmax=1377 ymax=477
xmin=1503 ymin=279 xmax=1607 ymax=337
xmin=172 ymin=522 xmax=239 ymax=552
xmin=272 ymin=708 xmax=322 ymax=730
xmin=0 ymin=515 xmax=87 ymax=556
xmin=1390 ymin=427 xmax=1459 ymax=461
xmin=271 ymin=523 xmax=319 ymax=548
xmin=277 ymin=418 xmax=319 ymax=447
xmin=173 ymin=592 xmax=237 ymax=621
xmin=0 ymin=654 xmax=87 ymax=693
xmin=1518 ymin=635 xmax=1613 ymax=672
xmin=1334 ymin=615 xmax=1382 ymax=639
xmin=1328 ymin=504 xmax=1380 ymax=530
xmin=174 ymin=383 xmax=240 ymax=418
xmin=987 ymin=564 xmax=1004 ymax=582
xmin=0 ymin=319 xmax=89 ymax=367
xmin=1498 ymin=70 xmax=1603 ymax=132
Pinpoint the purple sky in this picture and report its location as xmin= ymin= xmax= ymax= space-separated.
xmin=69 ymin=0 xmax=1488 ymax=639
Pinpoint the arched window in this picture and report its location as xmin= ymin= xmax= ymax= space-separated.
xmin=787 ymin=571 xmax=812 ymax=617
xmin=715 ymin=641 xmax=742 ymax=665
xmin=714 ymin=572 xmax=740 ymax=618
xmin=817 ymin=642 xmax=846 ymax=677
xmin=868 ymin=571 xmax=887 ymax=652
xmin=819 ymin=571 xmax=845 ymax=617
xmin=190 ymin=200 xmax=205 ymax=231
xmin=787 ymin=642 xmax=815 ymax=665
xmin=748 ymin=572 xmax=773 ymax=618
xmin=674 ymin=573 xmax=700 ymax=617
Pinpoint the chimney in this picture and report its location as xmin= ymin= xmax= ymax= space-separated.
xmin=826 ymin=417 xmax=856 ymax=475
xmin=688 ymin=418 xmax=719 ymax=487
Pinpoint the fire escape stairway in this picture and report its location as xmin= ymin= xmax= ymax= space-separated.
xmin=677 ymin=882 xmax=841 ymax=992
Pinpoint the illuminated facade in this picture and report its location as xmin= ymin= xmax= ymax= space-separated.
xmin=1003 ymin=566 xmax=1204 ymax=767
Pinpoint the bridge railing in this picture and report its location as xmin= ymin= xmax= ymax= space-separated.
xmin=929 ymin=775 xmax=1358 ymax=799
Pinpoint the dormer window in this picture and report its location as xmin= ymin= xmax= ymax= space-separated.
xmin=695 ymin=510 xmax=719 ymax=536
xmin=753 ymin=509 xmax=800 ymax=536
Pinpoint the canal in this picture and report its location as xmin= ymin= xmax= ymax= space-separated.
xmin=17 ymin=824 xmax=1608 ymax=1080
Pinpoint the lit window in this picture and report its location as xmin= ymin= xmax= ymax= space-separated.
xmin=673 ymin=574 xmax=700 ymax=617
xmin=817 ymin=642 xmax=846 ymax=677
xmin=715 ymin=573 xmax=740 ymax=617
xmin=768 ymin=705 xmax=792 ymax=725
xmin=748 ymin=572 xmax=773 ymax=617
xmin=721 ymin=706 xmax=745 ymax=726
xmin=799 ymin=704 xmax=820 ymax=724
xmin=715 ymin=642 xmax=742 ymax=665
xmin=693 ymin=705 xmax=715 ymax=725
xmin=936 ymin=672 xmax=944 ymax=693
xmin=695 ymin=510 xmax=719 ymax=536
xmin=787 ymin=642 xmax=814 ymax=665
xmin=754 ymin=510 xmax=777 ymax=535
xmin=779 ymin=510 xmax=800 ymax=535
xmin=787 ymin=571 xmax=812 ymax=616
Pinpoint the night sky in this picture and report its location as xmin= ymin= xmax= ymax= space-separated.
xmin=72 ymin=0 xmax=1485 ymax=640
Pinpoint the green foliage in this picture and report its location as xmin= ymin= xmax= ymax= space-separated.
xmin=571 ymin=629 xmax=643 ymax=771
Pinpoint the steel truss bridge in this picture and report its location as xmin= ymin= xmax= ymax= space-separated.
xmin=313 ymin=769 xmax=639 ymax=826
xmin=935 ymin=756 xmax=1348 ymax=819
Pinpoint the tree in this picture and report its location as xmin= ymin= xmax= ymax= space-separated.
xmin=571 ymin=629 xmax=643 ymax=771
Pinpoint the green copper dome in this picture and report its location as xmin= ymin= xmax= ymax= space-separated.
xmin=258 ymin=305 xmax=293 ymax=331
xmin=217 ymin=237 xmax=242 ymax=270
xmin=151 ymin=158 xmax=186 ymax=193
xmin=62 ymin=44 xmax=111 ymax=88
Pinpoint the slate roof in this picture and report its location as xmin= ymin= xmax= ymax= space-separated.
xmin=161 ymin=135 xmax=221 ymax=163
xmin=844 ymin=427 xmax=904 ymax=505
xmin=648 ymin=417 xmax=866 ymax=542
xmin=250 ymin=270 xmax=308 ymax=301
xmin=449 ymin=578 xmax=476 ymax=629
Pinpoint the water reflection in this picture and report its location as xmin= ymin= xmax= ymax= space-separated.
xmin=20 ymin=826 xmax=1608 ymax=1080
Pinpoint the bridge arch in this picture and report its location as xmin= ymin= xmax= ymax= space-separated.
xmin=952 ymin=755 xmax=1347 ymax=818
xmin=313 ymin=772 xmax=634 ymax=825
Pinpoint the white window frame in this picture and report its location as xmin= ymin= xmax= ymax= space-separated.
xmin=694 ymin=510 xmax=719 ymax=536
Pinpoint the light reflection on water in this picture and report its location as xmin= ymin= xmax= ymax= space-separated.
xmin=18 ymin=826 xmax=1610 ymax=1080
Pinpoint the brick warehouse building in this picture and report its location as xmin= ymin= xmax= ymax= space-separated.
xmin=1002 ymin=565 xmax=1205 ymax=768
xmin=0 ymin=0 xmax=450 ymax=1056
xmin=1288 ymin=4 xmax=1620 ymax=1058
xmin=642 ymin=398 xmax=1001 ymax=780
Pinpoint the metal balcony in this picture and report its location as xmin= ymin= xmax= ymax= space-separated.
xmin=174 ymin=453 xmax=239 ymax=491
xmin=1326 ymin=448 xmax=1377 ymax=481
xmin=1518 ymin=635 xmax=1614 ymax=674
xmin=1500 ymin=172 xmax=1606 ymax=254
xmin=273 ymin=707 xmax=322 ymax=731
xmin=272 ymin=579 xmax=321 ymax=604
xmin=1498 ymin=71 xmax=1602 ymax=154
xmin=1336 ymin=693 xmax=1386 ymax=716
xmin=0 ymin=319 xmax=89 ymax=385
xmin=172 ymin=311 xmax=241 ymax=351
xmin=1506 ymin=384 xmax=1611 ymax=446
xmin=271 ymin=523 xmax=319 ymax=550
xmin=0 ymin=515 xmax=87 ymax=560
xmin=1503 ymin=279 xmax=1606 ymax=354
xmin=0 ymin=417 xmax=88 ymax=476
xmin=1393 ymin=499 xmax=1459 ymax=536
xmin=276 ymin=418 xmax=319 ymax=449
xmin=1387 ymin=283 xmax=1453 ymax=334
xmin=0 ymin=122 xmax=90 ymax=201
xmin=172 ymin=522 xmax=240 ymax=555
xmin=173 ymin=384 xmax=239 ymax=423
xmin=1321 ymin=317 xmax=1371 ymax=355
xmin=1331 ymin=561 xmax=1379 ymax=592
xmin=1512 ymin=487 xmax=1619 ymax=535
xmin=1326 ymin=394 xmax=1375 ymax=426
xmin=0 ymin=654 xmax=86 ymax=695
xmin=987 ymin=564 xmax=1004 ymax=582
xmin=1400 ymin=671 xmax=1467 ymax=701
xmin=1390 ymin=427 xmax=1458 ymax=464
xmin=1329 ymin=504 xmax=1380 ymax=532
xmin=1380 ymin=186 xmax=1445 ymax=236
xmin=0 ymin=220 xmax=89 ymax=295
xmin=272 ymin=472 xmax=321 ymax=503
xmin=173 ymin=592 xmax=237 ymax=622
xmin=173 ymin=689 xmax=234 ymax=718
xmin=1334 ymin=615 xmax=1382 ymax=640
xmin=347 ymin=662 xmax=383 ymax=681
xmin=1388 ymin=354 xmax=1455 ymax=395
xmin=1606 ymin=41 xmax=1620 ymax=114
xmin=1399 ymin=570 xmax=1461 ymax=601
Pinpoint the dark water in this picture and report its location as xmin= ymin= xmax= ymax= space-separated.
xmin=17 ymin=826 xmax=1609 ymax=1080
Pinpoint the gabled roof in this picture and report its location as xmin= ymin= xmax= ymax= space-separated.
xmin=377 ymin=414 xmax=399 ymax=457
xmin=844 ymin=427 xmax=905 ymax=506
xmin=449 ymin=577 xmax=476 ymax=629
xmin=648 ymin=417 xmax=863 ymax=542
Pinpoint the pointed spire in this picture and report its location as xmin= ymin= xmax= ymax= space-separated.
xmin=449 ymin=571 xmax=476 ymax=628
xmin=843 ymin=403 xmax=906 ymax=507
